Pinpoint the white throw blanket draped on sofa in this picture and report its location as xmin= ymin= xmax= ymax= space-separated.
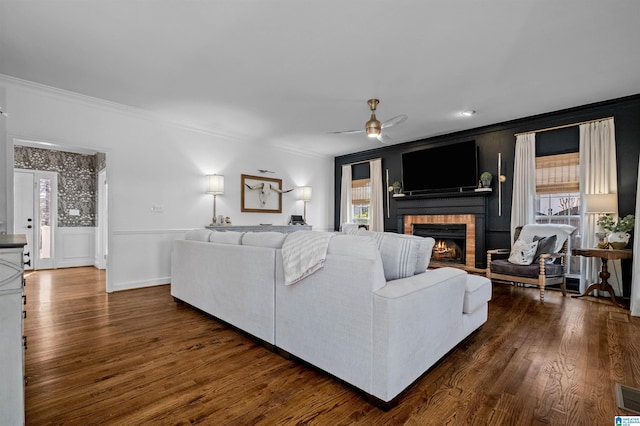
xmin=282 ymin=231 xmax=333 ymax=285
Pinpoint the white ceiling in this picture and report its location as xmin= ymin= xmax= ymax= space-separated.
xmin=1 ymin=0 xmax=639 ymax=157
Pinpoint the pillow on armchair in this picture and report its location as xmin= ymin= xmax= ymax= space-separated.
xmin=533 ymin=234 xmax=557 ymax=263
xmin=518 ymin=224 xmax=575 ymax=252
xmin=507 ymin=239 xmax=538 ymax=265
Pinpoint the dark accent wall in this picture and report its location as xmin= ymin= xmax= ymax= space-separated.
xmin=14 ymin=146 xmax=98 ymax=227
xmin=335 ymin=94 xmax=640 ymax=294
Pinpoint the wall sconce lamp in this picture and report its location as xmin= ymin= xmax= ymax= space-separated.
xmin=497 ymin=153 xmax=507 ymax=216
xmin=206 ymin=174 xmax=224 ymax=225
xmin=298 ymin=186 xmax=312 ymax=222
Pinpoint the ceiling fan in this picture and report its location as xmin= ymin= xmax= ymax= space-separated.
xmin=331 ymin=99 xmax=408 ymax=144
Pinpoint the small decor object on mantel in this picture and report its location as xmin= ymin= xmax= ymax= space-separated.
xmin=480 ymin=171 xmax=492 ymax=188
xmin=391 ymin=181 xmax=402 ymax=194
xmin=597 ymin=213 xmax=635 ymax=249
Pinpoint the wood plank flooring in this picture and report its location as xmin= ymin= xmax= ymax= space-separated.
xmin=23 ymin=267 xmax=640 ymax=425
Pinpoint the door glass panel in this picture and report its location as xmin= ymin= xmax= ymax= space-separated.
xmin=39 ymin=178 xmax=52 ymax=259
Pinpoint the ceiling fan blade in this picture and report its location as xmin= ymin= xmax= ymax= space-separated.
xmin=329 ymin=128 xmax=365 ymax=135
xmin=381 ymin=114 xmax=408 ymax=129
xmin=377 ymin=133 xmax=392 ymax=144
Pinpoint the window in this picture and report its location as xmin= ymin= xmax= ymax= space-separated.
xmin=352 ymin=178 xmax=370 ymax=225
xmin=534 ymin=152 xmax=581 ymax=277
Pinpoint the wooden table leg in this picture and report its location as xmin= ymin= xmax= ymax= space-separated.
xmin=572 ymin=258 xmax=624 ymax=307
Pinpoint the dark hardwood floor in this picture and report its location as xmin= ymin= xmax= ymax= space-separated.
xmin=24 ymin=267 xmax=640 ymax=425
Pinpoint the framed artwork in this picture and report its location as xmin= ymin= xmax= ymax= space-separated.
xmin=241 ymin=174 xmax=283 ymax=213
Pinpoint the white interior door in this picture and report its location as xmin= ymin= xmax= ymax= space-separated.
xmin=14 ymin=170 xmax=57 ymax=270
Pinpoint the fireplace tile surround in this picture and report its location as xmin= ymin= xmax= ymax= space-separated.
xmin=394 ymin=192 xmax=490 ymax=270
xmin=406 ymin=215 xmax=475 ymax=269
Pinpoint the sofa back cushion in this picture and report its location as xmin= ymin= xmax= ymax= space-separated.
xmin=209 ymin=230 xmax=244 ymax=245
xmin=327 ymin=234 xmax=379 ymax=260
xmin=242 ymin=231 xmax=287 ymax=248
xmin=185 ymin=228 xmax=213 ymax=241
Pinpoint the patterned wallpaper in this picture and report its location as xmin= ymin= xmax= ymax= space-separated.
xmin=14 ymin=146 xmax=98 ymax=227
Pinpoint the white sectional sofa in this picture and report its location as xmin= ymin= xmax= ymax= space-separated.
xmin=170 ymin=228 xmax=492 ymax=408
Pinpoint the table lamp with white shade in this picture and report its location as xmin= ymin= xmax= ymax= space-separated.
xmin=298 ymin=186 xmax=312 ymax=223
xmin=206 ymin=174 xmax=224 ymax=225
xmin=586 ymin=193 xmax=617 ymax=248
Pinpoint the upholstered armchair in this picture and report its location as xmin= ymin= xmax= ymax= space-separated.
xmin=486 ymin=224 xmax=576 ymax=302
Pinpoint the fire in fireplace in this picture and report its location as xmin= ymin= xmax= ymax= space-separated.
xmin=413 ymin=224 xmax=466 ymax=265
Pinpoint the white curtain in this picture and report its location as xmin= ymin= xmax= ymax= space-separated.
xmin=579 ymin=118 xmax=621 ymax=295
xmin=510 ymin=133 xmax=536 ymax=242
xmin=339 ymin=164 xmax=353 ymax=227
xmin=369 ymin=158 xmax=384 ymax=232
xmin=632 ymin=159 xmax=640 ymax=317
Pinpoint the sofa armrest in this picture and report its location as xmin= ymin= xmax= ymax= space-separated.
xmin=371 ymin=267 xmax=468 ymax=401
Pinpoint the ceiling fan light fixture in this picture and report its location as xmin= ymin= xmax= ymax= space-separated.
xmin=331 ymin=98 xmax=406 ymax=143
xmin=366 ymin=114 xmax=381 ymax=137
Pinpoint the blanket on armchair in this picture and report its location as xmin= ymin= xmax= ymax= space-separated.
xmin=282 ymin=231 xmax=333 ymax=285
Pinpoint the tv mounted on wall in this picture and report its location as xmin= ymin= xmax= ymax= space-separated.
xmin=401 ymin=141 xmax=478 ymax=194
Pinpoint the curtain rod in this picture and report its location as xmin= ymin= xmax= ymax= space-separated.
xmin=343 ymin=157 xmax=381 ymax=166
xmin=514 ymin=116 xmax=614 ymax=137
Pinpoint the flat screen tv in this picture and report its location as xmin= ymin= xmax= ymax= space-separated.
xmin=401 ymin=141 xmax=478 ymax=193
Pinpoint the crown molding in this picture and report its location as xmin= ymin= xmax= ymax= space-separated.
xmin=0 ymin=74 xmax=333 ymax=159
xmin=0 ymin=74 xmax=251 ymax=144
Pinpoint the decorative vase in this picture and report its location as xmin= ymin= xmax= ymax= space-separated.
xmin=481 ymin=179 xmax=491 ymax=188
xmin=607 ymin=231 xmax=630 ymax=249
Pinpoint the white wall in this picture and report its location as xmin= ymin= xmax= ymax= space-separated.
xmin=1 ymin=76 xmax=334 ymax=291
xmin=56 ymin=227 xmax=95 ymax=268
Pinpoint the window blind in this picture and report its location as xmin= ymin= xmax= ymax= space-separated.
xmin=352 ymin=178 xmax=371 ymax=205
xmin=535 ymin=152 xmax=579 ymax=194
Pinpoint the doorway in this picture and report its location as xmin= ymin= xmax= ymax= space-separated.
xmin=14 ymin=169 xmax=58 ymax=270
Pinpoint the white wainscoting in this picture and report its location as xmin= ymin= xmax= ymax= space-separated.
xmin=108 ymin=228 xmax=190 ymax=293
xmin=55 ymin=227 xmax=96 ymax=268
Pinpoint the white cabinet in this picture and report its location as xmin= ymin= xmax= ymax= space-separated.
xmin=0 ymin=235 xmax=27 ymax=425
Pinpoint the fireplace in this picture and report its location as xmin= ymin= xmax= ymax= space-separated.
xmin=413 ymin=224 xmax=466 ymax=265
xmin=394 ymin=191 xmax=489 ymax=270
xmin=403 ymin=214 xmax=477 ymax=270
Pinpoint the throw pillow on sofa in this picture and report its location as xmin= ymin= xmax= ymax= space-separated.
xmin=507 ymin=239 xmax=538 ymax=265
xmin=393 ymin=233 xmax=435 ymax=274
xmin=357 ymin=230 xmax=419 ymax=281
